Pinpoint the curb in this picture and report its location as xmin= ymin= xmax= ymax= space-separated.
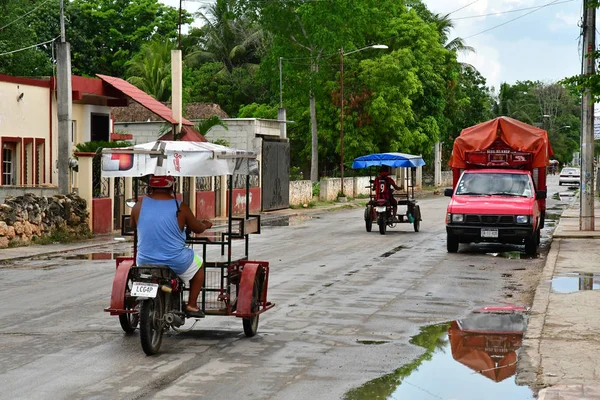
xmin=0 ymin=239 xmax=127 ymax=263
xmin=516 ymin=238 xmax=561 ymax=389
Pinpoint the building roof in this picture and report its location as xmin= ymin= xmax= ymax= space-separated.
xmin=97 ymin=74 xmax=193 ymax=126
xmin=158 ymin=125 xmax=207 ymax=142
xmin=111 ymin=101 xmax=229 ymax=123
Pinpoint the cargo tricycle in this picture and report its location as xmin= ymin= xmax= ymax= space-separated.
xmin=103 ymin=140 xmax=274 ymax=355
xmin=352 ymin=152 xmax=425 ymax=235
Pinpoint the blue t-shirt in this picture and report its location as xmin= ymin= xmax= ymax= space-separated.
xmin=136 ymin=197 xmax=194 ymax=275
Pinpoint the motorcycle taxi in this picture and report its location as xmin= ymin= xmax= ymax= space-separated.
xmin=352 ymin=152 xmax=425 ymax=235
xmin=102 ymin=140 xmax=275 ymax=355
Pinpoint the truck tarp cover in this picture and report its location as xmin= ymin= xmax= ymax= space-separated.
xmin=449 ymin=116 xmax=554 ymax=169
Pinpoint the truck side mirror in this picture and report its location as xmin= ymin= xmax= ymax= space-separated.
xmin=536 ymin=190 xmax=547 ymax=200
xmin=444 ymin=188 xmax=453 ymax=197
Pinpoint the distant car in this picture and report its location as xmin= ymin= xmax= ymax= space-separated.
xmin=559 ymin=167 xmax=580 ymax=186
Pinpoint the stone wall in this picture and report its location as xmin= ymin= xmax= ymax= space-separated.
xmin=0 ymin=193 xmax=90 ymax=248
xmin=422 ymin=170 xmax=453 ymax=188
xmin=0 ymin=186 xmax=60 ymax=205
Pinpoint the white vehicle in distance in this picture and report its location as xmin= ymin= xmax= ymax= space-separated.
xmin=558 ymin=167 xmax=580 ymax=186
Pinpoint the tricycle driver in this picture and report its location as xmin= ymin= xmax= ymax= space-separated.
xmin=375 ymin=165 xmax=401 ymax=219
xmin=130 ymin=175 xmax=212 ymax=318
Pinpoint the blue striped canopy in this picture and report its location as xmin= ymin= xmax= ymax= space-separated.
xmin=352 ymin=152 xmax=426 ymax=169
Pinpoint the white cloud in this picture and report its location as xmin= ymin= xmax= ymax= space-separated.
xmin=423 ymin=0 xmax=582 ymax=88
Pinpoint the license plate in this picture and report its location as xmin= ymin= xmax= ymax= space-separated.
xmin=131 ymin=282 xmax=159 ymax=298
xmin=481 ymin=229 xmax=499 ymax=238
xmin=375 ymin=206 xmax=386 ymax=212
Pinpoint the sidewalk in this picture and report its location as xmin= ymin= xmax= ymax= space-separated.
xmin=518 ymin=196 xmax=600 ymax=399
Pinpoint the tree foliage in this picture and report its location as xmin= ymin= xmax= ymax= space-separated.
xmin=492 ymin=81 xmax=581 ymax=163
xmin=126 ymin=39 xmax=174 ymax=101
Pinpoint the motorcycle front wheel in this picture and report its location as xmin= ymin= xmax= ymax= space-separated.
xmin=139 ymin=293 xmax=165 ymax=356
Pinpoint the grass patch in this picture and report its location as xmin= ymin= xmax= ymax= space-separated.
xmin=32 ymin=227 xmax=92 ymax=245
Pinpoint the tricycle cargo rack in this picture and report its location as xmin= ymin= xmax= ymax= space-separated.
xmin=352 ymin=152 xmax=425 ymax=235
xmin=102 ymin=140 xmax=275 ymax=355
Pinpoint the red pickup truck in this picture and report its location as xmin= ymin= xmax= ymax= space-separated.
xmin=445 ymin=117 xmax=552 ymax=256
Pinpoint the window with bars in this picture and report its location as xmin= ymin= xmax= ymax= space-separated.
xmin=2 ymin=146 xmax=15 ymax=185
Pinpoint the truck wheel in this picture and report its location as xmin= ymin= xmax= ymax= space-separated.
xmin=447 ymin=234 xmax=459 ymax=253
xmin=378 ymin=214 xmax=387 ymax=235
xmin=524 ymin=237 xmax=537 ymax=257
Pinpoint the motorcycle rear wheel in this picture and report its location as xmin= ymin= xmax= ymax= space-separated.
xmin=140 ymin=294 xmax=165 ymax=356
xmin=378 ymin=214 xmax=387 ymax=235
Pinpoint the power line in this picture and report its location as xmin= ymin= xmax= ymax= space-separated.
xmin=0 ymin=0 xmax=54 ymax=31
xmin=447 ymin=0 xmax=481 ymax=16
xmin=464 ymin=0 xmax=563 ymax=39
xmin=0 ymin=36 xmax=60 ymax=57
xmin=454 ymin=0 xmax=576 ymax=20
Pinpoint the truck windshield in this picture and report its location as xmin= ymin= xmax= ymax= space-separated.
xmin=456 ymin=173 xmax=533 ymax=197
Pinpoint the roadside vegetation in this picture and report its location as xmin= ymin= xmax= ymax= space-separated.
xmin=0 ymin=0 xmax=588 ymax=174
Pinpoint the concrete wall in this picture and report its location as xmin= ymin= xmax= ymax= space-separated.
xmin=320 ymin=178 xmax=354 ymax=201
xmin=289 ymin=180 xmax=313 ymax=205
xmin=354 ymin=176 xmax=371 ymax=197
xmin=112 ymin=121 xmax=165 ymax=144
xmin=441 ymin=171 xmax=453 ymax=187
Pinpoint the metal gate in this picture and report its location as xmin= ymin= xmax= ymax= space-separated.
xmin=113 ymin=177 xmax=125 ymax=230
xmin=262 ymin=139 xmax=290 ymax=211
xmin=182 ymin=177 xmax=191 ymax=205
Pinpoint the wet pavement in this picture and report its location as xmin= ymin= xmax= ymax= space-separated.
xmin=517 ymin=174 xmax=600 ymax=399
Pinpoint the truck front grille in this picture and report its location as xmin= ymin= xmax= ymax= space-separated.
xmin=465 ymin=215 xmax=515 ymax=226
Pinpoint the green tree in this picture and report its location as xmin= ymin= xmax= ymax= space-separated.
xmin=126 ymin=39 xmax=174 ymax=101
xmin=0 ymin=0 xmax=59 ymax=76
xmin=67 ymin=0 xmax=189 ymax=77
xmin=195 ymin=115 xmax=228 ymax=135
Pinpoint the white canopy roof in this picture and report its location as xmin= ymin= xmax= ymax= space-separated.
xmin=101 ymin=141 xmax=258 ymax=178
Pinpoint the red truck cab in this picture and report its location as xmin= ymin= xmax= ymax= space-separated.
xmin=445 ymin=117 xmax=552 ymax=256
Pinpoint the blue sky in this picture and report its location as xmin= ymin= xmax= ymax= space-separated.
xmin=164 ymin=0 xmax=585 ymax=91
xmin=423 ymin=0 xmax=584 ymax=90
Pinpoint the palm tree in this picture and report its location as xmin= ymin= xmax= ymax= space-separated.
xmin=195 ymin=116 xmax=228 ymax=135
xmin=433 ymin=13 xmax=474 ymax=54
xmin=184 ymin=0 xmax=266 ymax=74
xmin=126 ymin=39 xmax=174 ymax=101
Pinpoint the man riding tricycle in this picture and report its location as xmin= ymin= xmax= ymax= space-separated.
xmin=102 ymin=140 xmax=275 ymax=355
xmin=352 ymin=152 xmax=425 ymax=235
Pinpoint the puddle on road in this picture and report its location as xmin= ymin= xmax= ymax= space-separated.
xmin=380 ymin=246 xmax=408 ymax=258
xmin=344 ymin=313 xmax=533 ymax=400
xmin=552 ymin=273 xmax=600 ymax=293
xmin=63 ymin=252 xmax=132 ymax=260
xmin=357 ymin=340 xmax=389 ymax=345
xmin=487 ymin=251 xmax=522 ymax=259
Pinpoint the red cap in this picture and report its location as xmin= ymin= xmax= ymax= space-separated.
xmin=149 ymin=175 xmax=175 ymax=188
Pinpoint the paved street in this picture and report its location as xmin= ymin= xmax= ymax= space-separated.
xmin=0 ymin=178 xmax=570 ymax=400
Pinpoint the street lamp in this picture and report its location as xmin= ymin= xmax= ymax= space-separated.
xmin=339 ymin=44 xmax=388 ymax=197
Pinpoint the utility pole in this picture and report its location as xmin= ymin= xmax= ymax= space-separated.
xmin=57 ymin=0 xmax=72 ymax=194
xmin=339 ymin=47 xmax=345 ymax=196
xmin=581 ymin=0 xmax=596 ymax=230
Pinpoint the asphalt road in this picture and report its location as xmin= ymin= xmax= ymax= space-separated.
xmin=0 ymin=175 xmax=570 ymax=400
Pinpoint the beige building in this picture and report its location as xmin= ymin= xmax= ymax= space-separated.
xmin=0 ymin=74 xmax=130 ymax=201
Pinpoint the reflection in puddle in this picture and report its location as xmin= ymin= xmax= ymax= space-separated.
xmin=63 ymin=252 xmax=132 ymax=260
xmin=552 ymin=273 xmax=600 ymax=293
xmin=344 ymin=313 xmax=533 ymax=400
xmin=487 ymin=251 xmax=522 ymax=259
